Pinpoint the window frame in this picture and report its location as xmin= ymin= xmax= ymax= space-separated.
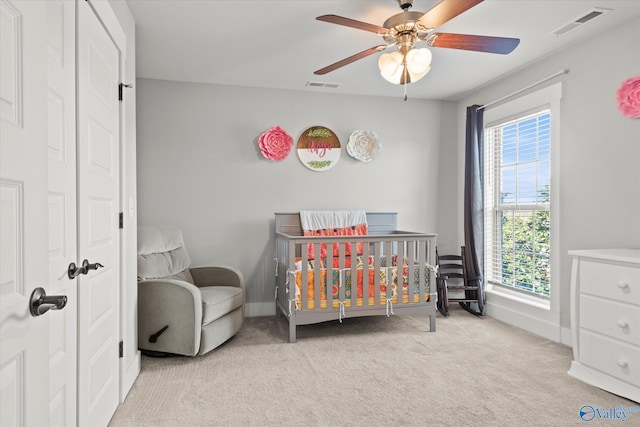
xmin=485 ymin=108 xmax=551 ymax=298
xmin=482 ymin=82 xmax=562 ymax=318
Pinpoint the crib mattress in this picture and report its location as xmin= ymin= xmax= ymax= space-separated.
xmin=294 ymin=255 xmax=431 ymax=310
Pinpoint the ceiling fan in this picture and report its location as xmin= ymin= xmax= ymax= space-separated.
xmin=314 ymin=0 xmax=520 ymax=85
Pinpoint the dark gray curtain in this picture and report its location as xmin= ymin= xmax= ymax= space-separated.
xmin=464 ymin=105 xmax=485 ymax=314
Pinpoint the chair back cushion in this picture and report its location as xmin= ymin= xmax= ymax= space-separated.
xmin=138 ymin=225 xmax=193 ymax=282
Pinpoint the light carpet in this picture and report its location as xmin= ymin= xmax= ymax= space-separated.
xmin=109 ymin=308 xmax=637 ymax=427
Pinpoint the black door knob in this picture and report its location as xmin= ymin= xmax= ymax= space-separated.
xmin=82 ymin=259 xmax=104 ymax=271
xmin=29 ymin=287 xmax=67 ymax=317
xmin=67 ymin=259 xmax=104 ymax=279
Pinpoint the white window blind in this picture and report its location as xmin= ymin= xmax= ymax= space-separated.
xmin=485 ymin=108 xmax=551 ymax=296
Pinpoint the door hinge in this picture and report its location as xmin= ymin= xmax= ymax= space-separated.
xmin=119 ymin=212 xmax=124 ymax=229
xmin=119 ymin=340 xmax=123 ymax=358
xmin=118 ymin=83 xmax=133 ymax=101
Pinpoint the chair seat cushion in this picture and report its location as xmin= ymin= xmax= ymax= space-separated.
xmin=200 ymin=286 xmax=244 ymax=326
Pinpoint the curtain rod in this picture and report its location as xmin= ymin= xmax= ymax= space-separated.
xmin=476 ymin=68 xmax=569 ymax=111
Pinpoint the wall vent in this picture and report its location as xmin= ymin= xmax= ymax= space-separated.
xmin=306 ymin=81 xmax=342 ymax=89
xmin=550 ymin=7 xmax=611 ymax=36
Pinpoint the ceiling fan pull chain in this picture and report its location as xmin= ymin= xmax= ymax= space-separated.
xmin=403 ymin=80 xmax=408 ymax=101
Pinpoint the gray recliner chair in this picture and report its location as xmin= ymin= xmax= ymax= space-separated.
xmin=137 ymin=225 xmax=244 ymax=356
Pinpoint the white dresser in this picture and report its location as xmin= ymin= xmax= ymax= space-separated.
xmin=568 ymin=249 xmax=640 ymax=403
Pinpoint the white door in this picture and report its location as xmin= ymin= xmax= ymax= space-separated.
xmin=0 ymin=1 xmax=51 ymax=426
xmin=46 ymin=1 xmax=77 ymax=426
xmin=76 ymin=1 xmax=121 ymax=425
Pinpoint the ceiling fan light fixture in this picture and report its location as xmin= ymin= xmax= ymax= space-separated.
xmin=406 ymin=47 xmax=431 ymax=74
xmin=378 ymin=48 xmax=431 ymax=85
xmin=380 ymin=67 xmax=404 ymax=84
xmin=378 ymin=51 xmax=403 ymax=78
xmin=408 ymin=65 xmax=431 ymax=82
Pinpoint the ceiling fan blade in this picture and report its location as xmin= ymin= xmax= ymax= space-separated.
xmin=316 ymin=14 xmax=388 ymax=35
xmin=427 ymin=33 xmax=520 ymax=54
xmin=418 ymin=0 xmax=484 ymax=29
xmin=314 ymin=45 xmax=388 ymax=75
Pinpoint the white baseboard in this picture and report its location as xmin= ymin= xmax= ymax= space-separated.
xmin=487 ymin=301 xmax=566 ymax=345
xmin=120 ymin=350 xmax=141 ymax=403
xmin=245 ymin=302 xmax=275 ymax=317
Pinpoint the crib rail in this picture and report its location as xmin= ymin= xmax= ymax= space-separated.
xmin=275 ymin=231 xmax=437 ymax=342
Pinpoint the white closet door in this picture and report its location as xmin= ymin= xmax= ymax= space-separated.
xmin=0 ymin=1 xmax=50 ymax=426
xmin=46 ymin=0 xmax=77 ymax=425
xmin=76 ymin=1 xmax=121 ymax=426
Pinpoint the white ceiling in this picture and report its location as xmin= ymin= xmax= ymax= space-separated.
xmin=125 ymin=0 xmax=640 ymax=100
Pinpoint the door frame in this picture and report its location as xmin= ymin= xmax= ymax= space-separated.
xmin=85 ymin=0 xmax=140 ymax=405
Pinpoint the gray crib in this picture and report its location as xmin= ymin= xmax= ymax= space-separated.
xmin=274 ymin=212 xmax=437 ymax=342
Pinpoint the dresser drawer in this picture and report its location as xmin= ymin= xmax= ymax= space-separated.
xmin=580 ymin=330 xmax=640 ymax=386
xmin=580 ymin=260 xmax=640 ymax=305
xmin=580 ymin=294 xmax=640 ymax=345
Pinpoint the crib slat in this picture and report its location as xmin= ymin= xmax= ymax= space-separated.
xmin=407 ymin=239 xmax=416 ymax=303
xmin=396 ymin=239 xmax=405 ymax=306
xmin=428 ymin=239 xmax=432 ymax=298
xmin=289 ymin=238 xmax=297 ymax=342
xmin=338 ymin=242 xmax=345 ymax=305
xmin=301 ymin=241 xmax=308 ymax=310
xmin=349 ymin=239 xmax=357 ymax=308
xmin=386 ymin=240 xmax=394 ymax=301
xmin=419 ymin=239 xmax=427 ymax=302
xmin=314 ymin=241 xmax=321 ymax=309
xmin=420 ymin=240 xmax=428 ymax=301
xmin=373 ymin=241 xmax=381 ymax=307
xmin=326 ymin=243 xmax=334 ymax=310
xmin=281 ymin=237 xmax=288 ymax=305
xmin=361 ymin=240 xmax=370 ymax=307
xmin=349 ymin=248 xmax=356 ymax=307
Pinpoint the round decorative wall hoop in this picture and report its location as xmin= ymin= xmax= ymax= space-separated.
xmin=297 ymin=126 xmax=341 ymax=171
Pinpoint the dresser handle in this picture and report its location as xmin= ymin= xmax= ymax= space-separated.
xmin=616 ymin=281 xmax=629 ymax=289
xmin=617 ymin=320 xmax=629 ymax=328
xmin=616 ymin=359 xmax=628 ymax=368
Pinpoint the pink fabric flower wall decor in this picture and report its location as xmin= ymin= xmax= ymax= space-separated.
xmin=616 ymin=76 xmax=640 ymax=119
xmin=258 ymin=126 xmax=293 ymax=161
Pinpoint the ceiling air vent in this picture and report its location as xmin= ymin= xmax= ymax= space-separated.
xmin=550 ymin=7 xmax=611 ymax=36
xmin=306 ymin=81 xmax=342 ymax=89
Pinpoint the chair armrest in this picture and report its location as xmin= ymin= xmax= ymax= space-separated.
xmin=138 ymin=279 xmax=203 ymax=356
xmin=190 ymin=266 xmax=245 ymax=293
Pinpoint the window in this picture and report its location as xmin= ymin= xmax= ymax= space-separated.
xmin=484 ymin=109 xmax=551 ymax=297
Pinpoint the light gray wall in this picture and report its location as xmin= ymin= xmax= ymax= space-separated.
xmin=434 ymin=101 xmax=460 ymax=255
xmin=455 ymin=17 xmax=640 ymax=329
xmin=136 ymin=81 xmax=455 ymax=312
